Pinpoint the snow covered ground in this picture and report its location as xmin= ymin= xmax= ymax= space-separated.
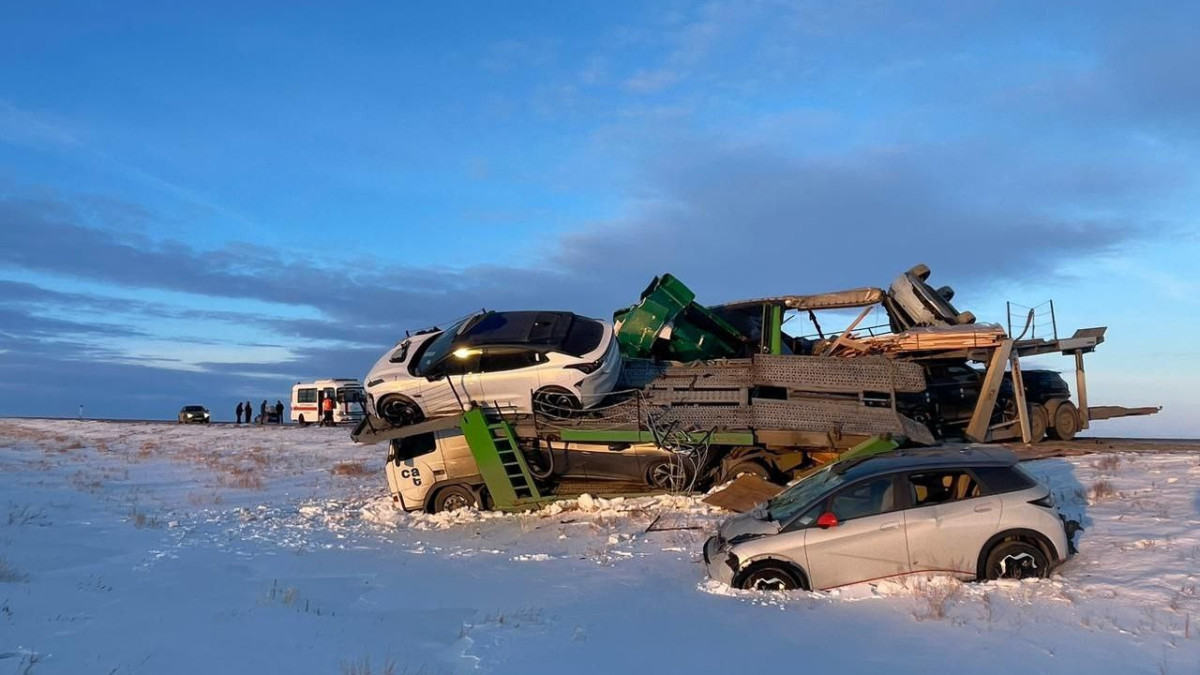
xmin=1 ymin=420 xmax=1197 ymax=674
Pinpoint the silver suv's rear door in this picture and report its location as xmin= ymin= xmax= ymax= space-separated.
xmin=901 ymin=469 xmax=1001 ymax=576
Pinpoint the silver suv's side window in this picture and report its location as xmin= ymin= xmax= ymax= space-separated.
xmin=828 ymin=476 xmax=896 ymax=521
xmin=906 ymin=470 xmax=982 ymax=507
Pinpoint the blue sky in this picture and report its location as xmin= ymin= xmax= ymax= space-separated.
xmin=1 ymin=1 xmax=1197 ymax=435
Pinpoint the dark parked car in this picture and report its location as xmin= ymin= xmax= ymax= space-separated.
xmin=177 ymin=405 xmax=211 ymax=424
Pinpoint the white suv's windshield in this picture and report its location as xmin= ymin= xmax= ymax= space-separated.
xmin=411 ymin=318 xmax=471 ymax=377
xmin=766 ymin=465 xmax=847 ymax=522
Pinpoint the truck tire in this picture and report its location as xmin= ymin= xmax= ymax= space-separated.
xmin=1048 ymin=401 xmax=1079 ymax=441
xmin=1027 ymin=404 xmax=1047 ymax=443
xmin=725 ymin=459 xmax=773 ymax=482
xmin=432 ymin=484 xmax=478 ymax=513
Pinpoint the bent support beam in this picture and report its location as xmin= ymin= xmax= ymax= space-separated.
xmin=966 ymin=339 xmax=1013 ymax=443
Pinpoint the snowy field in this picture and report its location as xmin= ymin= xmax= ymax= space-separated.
xmin=1 ymin=420 xmax=1198 ymax=675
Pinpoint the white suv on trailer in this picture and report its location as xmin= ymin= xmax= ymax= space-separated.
xmin=365 ymin=311 xmax=622 ymax=426
xmin=705 ymin=447 xmax=1077 ymax=591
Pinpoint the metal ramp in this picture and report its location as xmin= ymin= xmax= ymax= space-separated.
xmin=459 ymin=407 xmax=543 ymax=510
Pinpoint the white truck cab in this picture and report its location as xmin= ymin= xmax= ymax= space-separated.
xmin=385 ymin=428 xmax=484 ymax=513
xmin=383 ymin=418 xmax=694 ymax=513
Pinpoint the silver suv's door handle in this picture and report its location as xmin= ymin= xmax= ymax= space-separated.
xmin=879 ymin=522 xmax=900 ymax=531
xmin=974 ymin=505 xmax=992 ymax=513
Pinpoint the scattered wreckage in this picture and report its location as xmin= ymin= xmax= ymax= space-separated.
xmin=353 ymin=265 xmax=1159 ymax=513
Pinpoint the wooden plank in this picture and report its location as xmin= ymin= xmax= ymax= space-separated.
xmin=1075 ymin=351 xmax=1089 ymax=430
xmin=966 ymin=340 xmax=1012 ymax=443
xmin=702 ymin=474 xmax=784 ymax=513
xmin=818 ymin=305 xmax=874 ymax=357
xmin=1009 ymin=352 xmax=1032 ymax=443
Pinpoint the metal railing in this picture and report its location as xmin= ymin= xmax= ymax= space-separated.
xmin=1006 ymin=300 xmax=1058 ymax=341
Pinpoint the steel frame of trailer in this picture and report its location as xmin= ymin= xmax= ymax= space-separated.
xmin=961 ymin=328 xmax=1108 ymax=444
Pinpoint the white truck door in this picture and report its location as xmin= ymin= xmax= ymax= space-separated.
xmin=385 ymin=433 xmax=442 ymax=511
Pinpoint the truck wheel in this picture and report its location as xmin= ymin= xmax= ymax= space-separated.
xmin=432 ymin=485 xmax=477 ymax=513
xmin=1027 ymin=404 xmax=1047 ymax=443
xmin=725 ymin=459 xmax=773 ymax=482
xmin=1048 ymin=401 xmax=1079 ymax=441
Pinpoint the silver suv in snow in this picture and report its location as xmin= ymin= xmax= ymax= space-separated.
xmin=704 ymin=447 xmax=1076 ymax=591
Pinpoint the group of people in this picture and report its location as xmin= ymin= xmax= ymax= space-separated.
xmin=234 ymin=400 xmax=285 ymax=425
xmin=232 ymin=397 xmax=337 ymax=426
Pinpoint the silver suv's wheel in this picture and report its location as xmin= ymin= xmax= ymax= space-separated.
xmin=984 ymin=540 xmax=1049 ymax=580
xmin=734 ymin=561 xmax=806 ymax=591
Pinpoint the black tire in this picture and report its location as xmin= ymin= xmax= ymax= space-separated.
xmin=532 ymin=388 xmax=581 ymax=419
xmin=297 ymin=414 xmax=306 ymax=426
xmin=1001 ymin=400 xmax=1047 ymax=443
xmin=431 ymin=485 xmax=478 ymax=513
xmin=725 ymin=460 xmax=773 ymax=482
xmin=1027 ymin=404 xmax=1047 ymax=443
xmin=734 ymin=561 xmax=807 ymax=591
xmin=983 ymin=540 xmax=1049 ymax=581
xmin=1048 ymin=401 xmax=1079 ymax=441
xmin=645 ymin=456 xmax=695 ymax=491
xmin=378 ymin=395 xmax=425 ymax=427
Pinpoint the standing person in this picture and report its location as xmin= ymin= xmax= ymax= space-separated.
xmin=260 ymin=400 xmax=267 ymax=426
xmin=322 ymin=395 xmax=335 ymax=427
xmin=235 ymin=401 xmax=244 ymax=424
xmin=245 ymin=400 xmax=252 ymax=426
xmin=274 ymin=400 xmax=284 ymax=425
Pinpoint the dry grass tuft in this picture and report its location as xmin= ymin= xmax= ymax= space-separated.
xmin=340 ymin=657 xmax=397 ymax=675
xmin=1090 ymin=479 xmax=1117 ymax=502
xmin=187 ymin=491 xmax=224 ymax=506
xmin=217 ymin=466 xmax=264 ymax=490
xmin=910 ymin=578 xmax=963 ymax=621
xmin=128 ymin=507 xmax=162 ymax=529
xmin=0 ymin=557 xmax=28 ymax=583
xmin=331 ymin=461 xmax=372 ymax=477
xmin=1094 ymin=455 xmax=1121 ymax=473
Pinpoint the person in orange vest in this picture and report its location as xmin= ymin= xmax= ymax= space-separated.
xmin=322 ymin=395 xmax=335 ymax=427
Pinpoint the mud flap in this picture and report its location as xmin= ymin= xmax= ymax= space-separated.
xmin=1062 ymin=515 xmax=1083 ymax=555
